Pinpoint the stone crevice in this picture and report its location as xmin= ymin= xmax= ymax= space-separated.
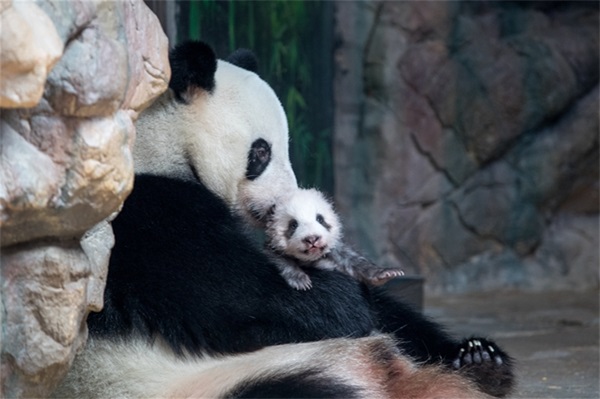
xmin=409 ymin=132 xmax=458 ymax=187
xmin=447 ymin=200 xmax=505 ymax=249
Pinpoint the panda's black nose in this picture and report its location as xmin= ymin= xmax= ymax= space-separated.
xmin=303 ymin=235 xmax=321 ymax=246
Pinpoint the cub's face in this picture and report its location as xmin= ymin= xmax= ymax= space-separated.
xmin=266 ymin=188 xmax=342 ymax=262
xmin=134 ymin=43 xmax=297 ymax=225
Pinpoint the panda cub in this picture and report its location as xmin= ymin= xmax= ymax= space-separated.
xmin=265 ymin=188 xmax=404 ymax=290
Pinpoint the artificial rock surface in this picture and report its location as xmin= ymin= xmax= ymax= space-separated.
xmin=334 ymin=1 xmax=599 ymax=294
xmin=0 ymin=1 xmax=170 ymax=397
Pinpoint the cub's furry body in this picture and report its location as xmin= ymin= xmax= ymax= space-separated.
xmin=265 ymin=188 xmax=404 ymax=290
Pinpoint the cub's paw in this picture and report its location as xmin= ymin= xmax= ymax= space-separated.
xmin=353 ymin=258 xmax=404 ymax=286
xmin=453 ymin=338 xmax=515 ymax=398
xmin=368 ymin=268 xmax=405 ymax=286
xmin=284 ymin=271 xmax=313 ymax=291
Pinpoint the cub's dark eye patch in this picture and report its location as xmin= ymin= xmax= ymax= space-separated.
xmin=316 ymin=213 xmax=331 ymax=231
xmin=246 ymin=139 xmax=271 ymax=180
xmin=286 ymin=219 xmax=299 ymax=238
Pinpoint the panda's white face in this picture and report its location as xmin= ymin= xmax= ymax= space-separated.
xmin=181 ymin=61 xmax=297 ymax=222
xmin=134 ymin=45 xmax=297 ymax=225
xmin=266 ymin=188 xmax=342 ymax=262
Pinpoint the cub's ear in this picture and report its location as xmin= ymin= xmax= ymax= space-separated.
xmin=226 ymin=48 xmax=258 ymax=74
xmin=169 ymin=41 xmax=217 ymax=103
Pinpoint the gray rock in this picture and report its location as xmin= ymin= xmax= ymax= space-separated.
xmin=0 ymin=0 xmax=169 ymax=396
xmin=45 ymin=27 xmax=128 ymax=117
xmin=333 ymin=1 xmax=599 ymax=294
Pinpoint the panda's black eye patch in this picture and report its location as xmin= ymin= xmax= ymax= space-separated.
xmin=246 ymin=139 xmax=271 ymax=180
xmin=286 ymin=219 xmax=299 ymax=238
xmin=316 ymin=214 xmax=331 ymax=231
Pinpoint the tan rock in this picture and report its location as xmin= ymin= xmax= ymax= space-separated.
xmin=1 ymin=240 xmax=108 ymax=398
xmin=45 ymin=28 xmax=128 ymax=117
xmin=0 ymin=0 xmax=169 ymax=396
xmin=121 ymin=0 xmax=171 ymax=116
xmin=0 ymin=111 xmax=135 ymax=247
xmin=0 ymin=1 xmax=63 ymax=108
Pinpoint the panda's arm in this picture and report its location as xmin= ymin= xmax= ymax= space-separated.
xmin=88 ymin=175 xmax=375 ymax=356
xmin=368 ymin=287 xmax=514 ymax=397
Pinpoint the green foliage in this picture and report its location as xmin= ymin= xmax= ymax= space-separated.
xmin=176 ymin=0 xmax=333 ymax=193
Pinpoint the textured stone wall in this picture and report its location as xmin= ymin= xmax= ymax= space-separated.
xmin=334 ymin=1 xmax=598 ymax=294
xmin=0 ymin=1 xmax=169 ymax=397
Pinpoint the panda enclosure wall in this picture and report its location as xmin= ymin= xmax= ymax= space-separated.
xmin=148 ymin=0 xmax=599 ymax=295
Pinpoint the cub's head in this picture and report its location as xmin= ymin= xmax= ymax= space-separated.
xmin=266 ymin=188 xmax=342 ymax=262
xmin=134 ymin=41 xmax=297 ymax=224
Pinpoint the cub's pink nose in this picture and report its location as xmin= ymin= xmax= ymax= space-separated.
xmin=303 ymin=235 xmax=321 ymax=246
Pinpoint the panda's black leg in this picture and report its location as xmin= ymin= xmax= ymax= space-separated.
xmin=369 ymin=289 xmax=515 ymax=397
xmin=451 ymin=337 xmax=515 ymax=398
xmin=369 ymin=288 xmax=463 ymax=362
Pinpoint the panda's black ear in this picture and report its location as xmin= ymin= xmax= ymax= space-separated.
xmin=226 ymin=49 xmax=258 ymax=74
xmin=169 ymin=41 xmax=217 ymax=102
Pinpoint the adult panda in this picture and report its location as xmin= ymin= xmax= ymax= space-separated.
xmin=54 ymin=41 xmax=514 ymax=398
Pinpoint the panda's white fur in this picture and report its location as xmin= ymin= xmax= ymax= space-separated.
xmin=57 ymin=333 xmax=486 ymax=399
xmin=53 ymin=42 xmax=514 ymax=398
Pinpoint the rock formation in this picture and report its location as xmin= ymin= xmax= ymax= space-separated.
xmin=0 ymin=1 xmax=169 ymax=397
xmin=334 ymin=1 xmax=598 ymax=294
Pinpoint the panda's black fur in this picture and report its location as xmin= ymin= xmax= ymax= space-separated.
xmin=89 ymin=175 xmax=375 ymax=356
xmin=227 ymin=369 xmax=362 ymax=399
xmin=89 ymin=174 xmax=514 ymax=397
xmin=227 ymin=48 xmax=259 ymax=74
xmin=169 ymin=41 xmax=217 ymax=101
xmin=70 ymin=41 xmax=515 ymax=398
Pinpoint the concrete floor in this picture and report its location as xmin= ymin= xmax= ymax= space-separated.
xmin=426 ymin=290 xmax=599 ymax=399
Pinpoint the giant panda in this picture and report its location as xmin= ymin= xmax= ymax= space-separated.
xmin=54 ymin=41 xmax=514 ymax=398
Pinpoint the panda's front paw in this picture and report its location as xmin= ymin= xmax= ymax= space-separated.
xmin=452 ymin=338 xmax=503 ymax=369
xmin=452 ymin=337 xmax=515 ymax=398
